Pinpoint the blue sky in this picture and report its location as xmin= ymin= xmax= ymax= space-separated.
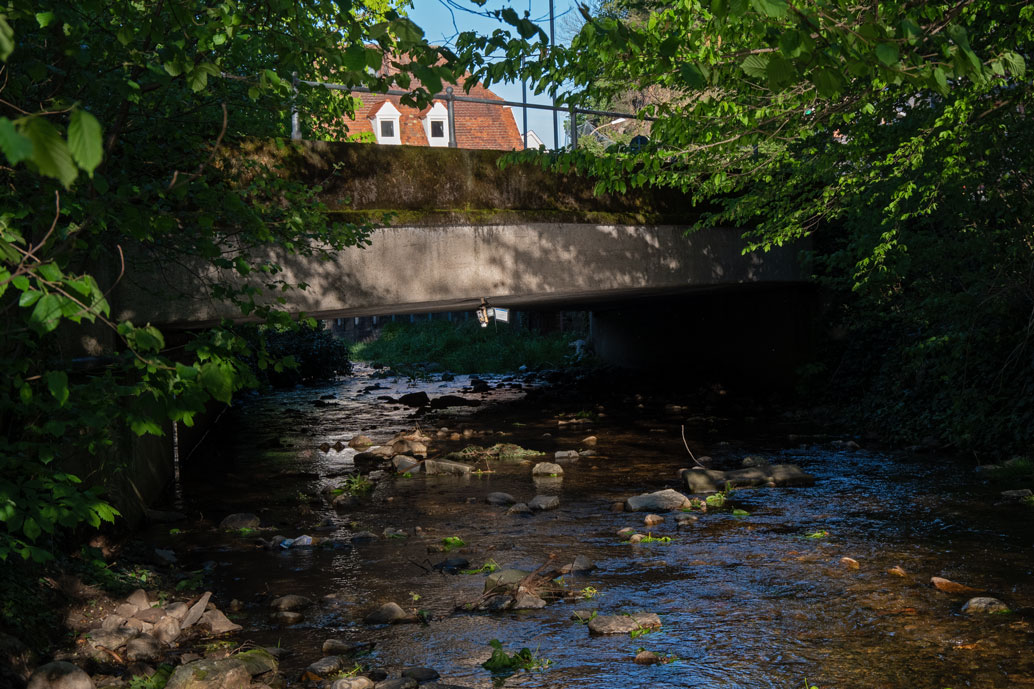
xmin=406 ymin=0 xmax=580 ymax=148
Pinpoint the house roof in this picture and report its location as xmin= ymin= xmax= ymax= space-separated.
xmin=342 ymin=52 xmax=524 ymax=150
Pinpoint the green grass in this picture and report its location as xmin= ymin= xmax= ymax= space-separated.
xmin=350 ymin=320 xmax=581 ymax=374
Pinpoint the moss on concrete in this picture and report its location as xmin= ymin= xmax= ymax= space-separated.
xmin=233 ymin=139 xmax=700 ymax=225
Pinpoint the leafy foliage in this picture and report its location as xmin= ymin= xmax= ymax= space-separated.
xmin=0 ymin=0 xmax=459 ymax=562
xmin=244 ymin=321 xmax=352 ymax=388
xmin=482 ymin=639 xmax=552 ymax=675
xmin=457 ymin=0 xmax=1034 ymax=455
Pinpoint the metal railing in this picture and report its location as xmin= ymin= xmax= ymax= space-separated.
xmin=291 ymin=75 xmax=655 ymax=150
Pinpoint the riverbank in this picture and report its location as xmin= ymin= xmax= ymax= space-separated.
xmin=6 ymin=365 xmax=1034 ymax=689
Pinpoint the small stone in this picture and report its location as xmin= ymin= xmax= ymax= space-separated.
xmin=634 ymin=650 xmax=660 ymax=665
xmin=180 ymin=592 xmax=211 ymax=629
xmin=165 ymin=602 xmax=189 ymax=621
xmin=154 ymin=548 xmax=178 ymax=564
xmin=100 ymin=615 xmax=127 ymax=632
xmin=931 ymin=576 xmax=982 ymax=594
xmin=127 ymin=589 xmax=150 ymax=609
xmin=383 ymin=527 xmax=407 ymax=538
xmin=571 ymin=610 xmax=595 ymax=622
xmin=554 ymin=450 xmax=579 ymax=462
xmin=581 ymin=435 xmax=598 ymax=446
xmin=610 ymin=502 xmax=625 ymax=512
xmin=401 ymin=668 xmax=440 ymax=682
xmin=331 ymin=679 xmax=374 ymax=689
xmin=153 ymin=616 xmax=181 ymax=646
xmin=617 ymin=527 xmax=636 ymax=538
xmin=529 ymin=495 xmax=559 ymax=511
xmin=887 ymin=566 xmax=908 ymax=578
xmin=87 ymin=627 xmax=137 ymax=650
xmin=306 ymin=656 xmax=347 ymax=677
xmin=198 ymin=610 xmax=242 ymax=635
xmin=682 ymin=469 xmax=722 ymax=493
xmin=126 ymin=635 xmax=160 ymax=663
xmin=485 ymin=569 xmax=530 ymax=592
xmin=269 ymin=595 xmax=313 ymax=612
xmin=127 ymin=663 xmax=155 ymax=678
xmin=962 ymin=597 xmax=1010 ymax=615
xmin=116 ymin=603 xmax=139 ymax=618
xmin=28 ymin=662 xmax=94 ymax=689
xmin=486 ymin=492 xmax=516 ymax=506
xmin=349 ymin=435 xmax=374 ymax=450
xmin=628 ymin=534 xmax=645 ymax=544
xmin=643 ymin=514 xmax=664 ymax=527
xmin=364 ymin=602 xmax=412 ymax=625
xmin=570 ymin=555 xmax=596 ymax=573
xmin=675 ymin=514 xmax=697 ymax=526
xmin=512 ymin=592 xmax=547 ymax=610
xmin=506 ymin=503 xmax=531 ymax=515
xmin=393 ymin=455 xmax=422 ymax=474
xmin=532 ymin=462 xmax=563 ymax=476
xmin=125 ymin=618 xmax=153 ymax=633
xmin=840 ymin=557 xmax=860 ymax=570
xmin=271 ymin=611 xmax=304 ymax=626
xmin=219 ymin=513 xmax=260 ymax=530
xmin=134 ymin=607 xmax=165 ymax=624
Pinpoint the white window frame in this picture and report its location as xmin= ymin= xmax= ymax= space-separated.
xmin=372 ymin=101 xmax=401 ymax=145
xmin=423 ymin=102 xmax=450 ymax=147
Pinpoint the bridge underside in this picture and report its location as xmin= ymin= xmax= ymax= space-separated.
xmin=116 ymin=223 xmax=808 ymax=329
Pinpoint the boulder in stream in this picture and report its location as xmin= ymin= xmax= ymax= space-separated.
xmin=486 ymin=492 xmax=516 ymax=506
xmin=529 ymin=495 xmax=560 ymax=511
xmin=364 ymin=602 xmax=415 ymax=625
xmin=422 ymin=459 xmax=471 ymax=476
xmin=531 ymin=462 xmax=563 ymax=476
xmin=624 ymin=489 xmax=692 ymax=512
xmin=270 ymin=595 xmax=313 ymax=612
xmin=166 ymin=658 xmax=250 ymax=689
xmin=962 ymin=597 xmax=1010 ymax=614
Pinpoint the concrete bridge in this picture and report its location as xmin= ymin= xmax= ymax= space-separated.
xmin=113 ymin=141 xmax=813 ymax=382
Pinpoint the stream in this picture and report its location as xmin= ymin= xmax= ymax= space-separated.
xmin=150 ymin=366 xmax=1034 ymax=689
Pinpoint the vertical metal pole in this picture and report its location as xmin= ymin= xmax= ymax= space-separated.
xmin=446 ymin=87 xmax=458 ymax=148
xmin=569 ymin=104 xmax=577 ymax=148
xmin=549 ymin=0 xmax=557 ymax=150
xmin=522 ymin=59 xmax=528 ymax=150
xmin=291 ymin=71 xmax=301 ymax=140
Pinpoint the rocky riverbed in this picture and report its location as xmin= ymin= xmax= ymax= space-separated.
xmin=15 ymin=366 xmax=1034 ymax=689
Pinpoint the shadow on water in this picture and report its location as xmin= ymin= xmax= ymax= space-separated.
xmin=156 ymin=367 xmax=1034 ymax=689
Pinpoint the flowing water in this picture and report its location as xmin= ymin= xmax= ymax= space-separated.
xmin=153 ymin=367 xmax=1034 ymax=689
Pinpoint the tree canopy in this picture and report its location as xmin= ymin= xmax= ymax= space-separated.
xmin=0 ymin=0 xmax=459 ymax=561
xmin=459 ymin=0 xmax=1034 ymax=452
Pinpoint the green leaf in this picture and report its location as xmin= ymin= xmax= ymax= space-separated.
xmin=875 ymin=43 xmax=899 ymax=66
xmin=35 ymin=11 xmax=56 ymax=28
xmin=21 ymin=117 xmax=77 ymax=187
xmin=0 ymin=117 xmax=32 ymax=164
xmin=812 ymin=68 xmax=842 ymax=98
xmin=741 ymin=54 xmax=770 ymax=79
xmin=28 ymin=293 xmax=63 ymax=333
xmin=1002 ymin=51 xmax=1025 ymax=78
xmin=766 ymin=55 xmax=795 ymax=86
xmin=932 ymin=66 xmax=948 ymax=94
xmin=750 ymin=0 xmax=787 ymax=18
xmin=45 ymin=371 xmax=69 ymax=407
xmin=679 ymin=63 xmax=706 ymax=89
xmin=200 ymin=362 xmax=233 ymax=403
xmin=0 ymin=15 xmax=14 ymax=61
xmin=23 ymin=517 xmax=41 ymax=541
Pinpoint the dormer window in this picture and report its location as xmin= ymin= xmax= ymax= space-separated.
xmin=370 ymin=101 xmax=401 ymax=145
xmin=422 ymin=102 xmax=450 ymax=147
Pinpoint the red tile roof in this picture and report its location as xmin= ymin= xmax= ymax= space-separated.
xmin=340 ymin=53 xmax=524 ymax=151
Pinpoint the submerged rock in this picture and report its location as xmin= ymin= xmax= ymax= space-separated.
xmin=401 ymin=668 xmax=440 ymax=682
xmin=486 ymin=492 xmax=516 ymax=506
xmin=364 ymin=602 xmax=414 ymax=625
xmin=422 ymin=460 xmax=471 ymax=476
xmin=931 ymin=576 xmax=982 ymax=594
xmin=587 ymin=613 xmax=662 ymax=635
xmin=529 ymin=495 xmax=560 ymax=511
xmin=270 ymin=595 xmax=313 ymax=612
xmin=219 ymin=514 xmax=260 ymax=530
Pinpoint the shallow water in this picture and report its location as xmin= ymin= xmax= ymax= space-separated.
xmin=158 ymin=367 xmax=1034 ymax=689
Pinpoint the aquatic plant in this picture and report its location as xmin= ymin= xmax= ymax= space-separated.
xmin=580 ymin=586 xmax=600 ymax=599
xmin=805 ymin=530 xmax=830 ymax=539
xmin=706 ymin=482 xmax=735 ymax=508
xmin=629 ymin=624 xmax=657 ymax=639
xmin=128 ymin=665 xmax=174 ymax=689
xmin=441 ymin=536 xmax=466 ymax=551
xmin=481 ymin=639 xmax=552 ymax=674
xmin=344 ymin=474 xmax=373 ymax=496
xmin=732 ymin=509 xmax=750 ymax=517
xmin=638 ymin=534 xmax=672 ymax=544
